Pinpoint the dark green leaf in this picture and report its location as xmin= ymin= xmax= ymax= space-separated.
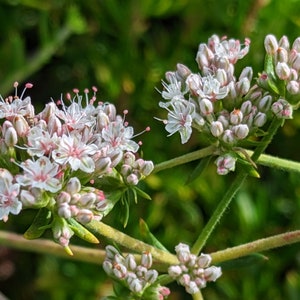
xmin=185 ymin=156 xmax=212 ymax=185
xmin=24 ymin=208 xmax=52 ymax=240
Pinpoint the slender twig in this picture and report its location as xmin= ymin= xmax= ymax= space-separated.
xmin=153 ymin=145 xmax=217 ymax=173
xmin=210 ymin=230 xmax=300 ymax=264
xmin=191 ymin=117 xmax=283 ymax=255
xmin=86 ymin=220 xmax=178 ymax=266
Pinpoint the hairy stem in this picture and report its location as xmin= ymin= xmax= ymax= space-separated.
xmin=191 ymin=117 xmax=283 ymax=255
xmin=153 ymin=145 xmax=217 ymax=173
xmin=210 ymin=230 xmax=300 ymax=264
xmin=86 ymin=220 xmax=178 ymax=265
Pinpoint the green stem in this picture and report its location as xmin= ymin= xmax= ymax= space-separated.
xmin=192 ymin=291 xmax=204 ymax=300
xmin=210 ymin=230 xmax=300 ymax=264
xmin=191 ymin=117 xmax=283 ymax=255
xmin=86 ymin=220 xmax=178 ymax=266
xmin=153 ymin=145 xmax=217 ymax=174
xmin=246 ymin=151 xmax=300 ymax=173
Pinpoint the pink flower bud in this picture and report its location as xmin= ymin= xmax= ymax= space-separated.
xmin=258 ymin=95 xmax=272 ymax=112
xmin=66 ymin=177 xmax=81 ymax=194
xmin=230 ymin=109 xmax=243 ymax=125
xmin=57 ymin=191 xmax=71 ymax=204
xmin=275 ymin=62 xmax=291 ymax=80
xmin=276 ymin=47 xmax=288 ymax=63
xmin=210 ymin=121 xmax=224 ymax=137
xmin=287 ymin=80 xmax=300 ymax=94
xmin=264 ymin=34 xmax=278 ymax=54
xmin=199 ymin=98 xmax=213 ymax=115
xmin=279 ymin=35 xmax=290 ymax=50
xmin=253 ymin=112 xmax=267 ymax=127
xmin=222 ymin=129 xmax=235 ymax=144
xmin=240 ymin=100 xmax=252 ymax=115
xmin=141 ymin=251 xmax=153 ymax=268
xmin=232 ymin=124 xmax=249 ymax=139
xmin=126 ymin=174 xmax=139 ymax=185
xmin=13 ymin=115 xmax=29 ymax=137
xmin=292 ymin=37 xmax=300 ymax=52
xmin=215 ymin=154 xmax=236 ymax=175
xmin=58 ymin=203 xmax=72 ymax=219
xmin=125 ymin=254 xmax=137 ymax=271
xmin=76 ymin=209 xmax=94 ymax=224
xmin=197 ymin=253 xmax=212 ymax=268
xmin=176 ymin=63 xmax=191 ymax=80
xmin=168 ymin=265 xmax=182 ymax=278
xmin=272 ymin=98 xmax=293 ymax=119
xmin=145 ymin=269 xmax=158 ymax=284
xmin=4 ymin=126 xmax=18 ymax=147
xmin=204 ymin=266 xmax=222 ymax=282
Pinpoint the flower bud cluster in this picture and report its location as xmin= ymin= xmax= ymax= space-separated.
xmin=259 ymin=34 xmax=300 ymax=109
xmin=103 ymin=245 xmax=170 ymax=298
xmin=0 ymin=84 xmax=153 ymax=248
xmin=168 ymin=243 xmax=222 ymax=295
xmin=158 ymin=34 xmax=297 ymax=175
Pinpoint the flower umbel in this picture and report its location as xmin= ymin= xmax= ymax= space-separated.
xmin=168 ymin=243 xmax=222 ymax=294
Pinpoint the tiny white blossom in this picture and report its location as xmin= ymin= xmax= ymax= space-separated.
xmin=52 ymin=133 xmax=98 ymax=172
xmin=16 ymin=156 xmax=62 ymax=193
xmin=0 ymin=169 xmax=21 ymax=221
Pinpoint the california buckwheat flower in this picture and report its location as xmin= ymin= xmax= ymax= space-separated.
xmin=0 ymin=83 xmax=153 ymax=250
xmin=168 ymin=243 xmax=222 ymax=294
xmin=0 ymin=168 xmax=21 ymax=222
xmin=158 ymin=34 xmax=298 ymax=175
xmin=52 ymin=132 xmax=98 ymax=173
xmin=103 ymin=245 xmax=170 ymax=298
xmin=16 ymin=156 xmax=62 ymax=193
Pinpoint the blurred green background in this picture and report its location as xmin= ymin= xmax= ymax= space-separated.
xmin=0 ymin=0 xmax=300 ymax=299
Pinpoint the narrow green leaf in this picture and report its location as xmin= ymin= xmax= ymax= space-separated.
xmin=24 ymin=208 xmax=52 ymax=240
xmin=133 ymin=186 xmax=152 ymax=201
xmin=185 ymin=156 xmax=212 ymax=185
xmin=139 ymin=219 xmax=169 ymax=251
xmin=67 ymin=218 xmax=99 ymax=244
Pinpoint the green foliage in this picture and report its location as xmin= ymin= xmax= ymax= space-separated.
xmin=1 ymin=0 xmax=300 ymax=299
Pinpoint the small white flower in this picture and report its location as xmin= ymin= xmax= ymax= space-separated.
xmin=52 ymin=133 xmax=98 ymax=173
xmin=0 ymin=168 xmax=21 ymax=221
xmin=164 ymin=101 xmax=195 ymax=144
xmin=16 ymin=156 xmax=62 ymax=193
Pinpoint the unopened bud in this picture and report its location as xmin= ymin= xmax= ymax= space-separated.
xmin=204 ymin=266 xmax=222 ymax=282
xmin=232 ymin=124 xmax=249 ymax=139
xmin=239 ymin=66 xmax=253 ymax=82
xmin=80 ymin=192 xmax=97 ymax=207
xmin=240 ymin=100 xmax=252 ymax=115
xmin=14 ymin=115 xmax=29 ymax=137
xmin=258 ymin=95 xmax=273 ymax=112
xmin=215 ymin=154 xmax=236 ymax=175
xmin=279 ymin=35 xmax=290 ymax=50
xmin=141 ymin=251 xmax=153 ymax=269
xmin=292 ymin=37 xmax=300 ymax=52
xmin=287 ymin=80 xmax=300 ymax=94
xmin=128 ymin=278 xmax=143 ymax=293
xmin=176 ymin=63 xmax=192 ymax=80
xmin=185 ymin=281 xmax=199 ymax=295
xmin=230 ymin=109 xmax=243 ymax=125
xmin=4 ymin=126 xmax=18 ymax=147
xmin=272 ymin=99 xmax=293 ymax=119
xmin=125 ymin=254 xmax=137 ymax=271
xmin=199 ymin=98 xmax=213 ymax=115
xmin=222 ymin=129 xmax=235 ymax=144
xmin=276 ymin=47 xmax=288 ymax=63
xmin=66 ymin=177 xmax=81 ymax=194
xmin=168 ymin=265 xmax=182 ymax=278
xmin=145 ymin=269 xmax=158 ymax=284
xmin=140 ymin=160 xmax=154 ymax=176
xmin=253 ymin=112 xmax=267 ymax=127
xmin=105 ymin=245 xmax=120 ymax=260
xmin=113 ymin=263 xmax=127 ymax=279
xmin=58 ymin=203 xmax=72 ymax=219
xmin=76 ymin=209 xmax=94 ymax=224
xmin=264 ymin=34 xmax=278 ymax=54
xmin=210 ymin=121 xmax=224 ymax=137
xmin=275 ymin=62 xmax=290 ymax=80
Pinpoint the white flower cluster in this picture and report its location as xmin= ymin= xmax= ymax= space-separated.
xmin=168 ymin=243 xmax=222 ymax=294
xmin=158 ymin=35 xmax=295 ymax=175
xmin=0 ymin=83 xmax=153 ymax=247
xmin=103 ymin=245 xmax=170 ymax=299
